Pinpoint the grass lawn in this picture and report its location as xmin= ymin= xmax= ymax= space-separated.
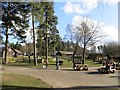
xmin=1 ymin=56 xmax=102 ymax=69
xmin=85 ymin=60 xmax=102 ymax=67
xmin=3 ymin=62 xmax=43 ymax=68
xmin=2 ymin=60 xmax=73 ymax=69
xmin=2 ymin=73 xmax=52 ymax=90
xmin=2 ymin=60 xmax=102 ymax=68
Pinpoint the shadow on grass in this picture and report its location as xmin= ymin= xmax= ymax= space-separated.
xmin=2 ymin=85 xmax=53 ymax=90
xmin=2 ymin=85 xmax=119 ymax=90
xmin=48 ymin=64 xmax=56 ymax=65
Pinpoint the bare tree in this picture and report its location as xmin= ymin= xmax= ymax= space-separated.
xmin=66 ymin=24 xmax=82 ymax=68
xmin=71 ymin=17 xmax=103 ymax=64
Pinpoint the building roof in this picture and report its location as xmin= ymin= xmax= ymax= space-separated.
xmin=11 ymin=47 xmax=22 ymax=54
xmin=60 ymin=51 xmax=73 ymax=55
xmin=56 ymin=51 xmax=73 ymax=56
xmin=1 ymin=47 xmax=22 ymax=54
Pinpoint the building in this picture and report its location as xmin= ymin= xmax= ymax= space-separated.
xmin=87 ymin=53 xmax=107 ymax=63
xmin=0 ymin=46 xmax=22 ymax=58
xmin=56 ymin=51 xmax=82 ymax=62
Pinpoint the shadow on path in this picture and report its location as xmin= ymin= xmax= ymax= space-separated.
xmin=86 ymin=71 xmax=101 ymax=75
xmin=61 ymin=68 xmax=75 ymax=71
xmin=60 ymin=85 xmax=120 ymax=90
xmin=2 ymin=85 xmax=119 ymax=90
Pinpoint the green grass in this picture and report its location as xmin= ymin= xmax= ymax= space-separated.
xmin=2 ymin=60 xmax=102 ymax=68
xmin=2 ymin=57 xmax=103 ymax=69
xmin=2 ymin=73 xmax=119 ymax=90
xmin=62 ymin=60 xmax=72 ymax=68
xmin=2 ymin=73 xmax=52 ymax=89
xmin=2 ymin=62 xmax=44 ymax=69
xmin=2 ymin=57 xmax=73 ymax=69
xmin=85 ymin=60 xmax=102 ymax=67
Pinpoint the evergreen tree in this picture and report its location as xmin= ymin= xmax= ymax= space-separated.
xmin=29 ymin=2 xmax=44 ymax=65
xmin=37 ymin=2 xmax=56 ymax=67
xmin=14 ymin=42 xmax=22 ymax=50
xmin=0 ymin=31 xmax=3 ymax=44
xmin=43 ymin=2 xmax=54 ymax=67
xmin=1 ymin=2 xmax=30 ymax=64
xmin=37 ymin=28 xmax=43 ymax=57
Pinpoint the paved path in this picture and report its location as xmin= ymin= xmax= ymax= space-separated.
xmin=2 ymin=65 xmax=120 ymax=89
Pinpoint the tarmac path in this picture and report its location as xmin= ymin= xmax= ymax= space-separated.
xmin=1 ymin=65 xmax=120 ymax=89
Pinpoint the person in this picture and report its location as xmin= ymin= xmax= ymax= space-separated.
xmin=56 ymin=57 xmax=60 ymax=70
xmin=106 ymin=61 xmax=110 ymax=70
xmin=73 ymin=63 xmax=76 ymax=70
xmin=112 ymin=62 xmax=116 ymax=69
xmin=103 ymin=62 xmax=106 ymax=66
xmin=59 ymin=59 xmax=63 ymax=65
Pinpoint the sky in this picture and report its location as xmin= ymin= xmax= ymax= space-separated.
xmin=2 ymin=0 xmax=119 ymax=45
xmin=54 ymin=0 xmax=118 ymax=45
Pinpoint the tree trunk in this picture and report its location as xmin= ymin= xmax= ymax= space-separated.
xmin=72 ymin=53 xmax=75 ymax=68
xmin=28 ymin=53 xmax=30 ymax=63
xmin=72 ymin=43 xmax=78 ymax=68
xmin=45 ymin=11 xmax=48 ymax=68
xmin=45 ymin=23 xmax=48 ymax=68
xmin=54 ymin=44 xmax=56 ymax=58
xmin=82 ymin=44 xmax=86 ymax=64
xmin=4 ymin=26 xmax=9 ymax=64
xmin=32 ymin=15 xmax=37 ymax=66
xmin=38 ymin=29 xmax=42 ymax=58
xmin=4 ymin=2 xmax=10 ymax=64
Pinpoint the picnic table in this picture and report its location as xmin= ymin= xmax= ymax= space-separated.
xmin=74 ymin=63 xmax=88 ymax=71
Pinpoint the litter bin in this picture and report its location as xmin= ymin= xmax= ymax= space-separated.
xmin=37 ymin=59 xmax=42 ymax=63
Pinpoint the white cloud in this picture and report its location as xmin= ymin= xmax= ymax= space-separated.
xmin=62 ymin=1 xmax=74 ymax=14
xmin=103 ymin=25 xmax=118 ymax=42
xmin=72 ymin=16 xmax=99 ymax=27
xmin=62 ymin=1 xmax=97 ymax=14
xmin=72 ymin=16 xmax=82 ymax=26
xmin=61 ymin=1 xmax=86 ymax=14
xmin=62 ymin=0 xmax=119 ymax=15
xmin=81 ymin=0 xmax=98 ymax=11
xmin=25 ymin=30 xmax=33 ymax=43
xmin=25 ymin=28 xmax=39 ymax=43
xmin=103 ymin=0 xmax=119 ymax=5
xmin=72 ymin=15 xmax=118 ymax=43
